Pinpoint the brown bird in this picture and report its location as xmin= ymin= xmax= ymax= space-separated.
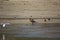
xmin=29 ymin=18 xmax=36 ymax=25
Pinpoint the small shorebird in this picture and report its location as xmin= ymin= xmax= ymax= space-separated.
xmin=29 ymin=16 xmax=36 ymax=25
xmin=0 ymin=23 xmax=10 ymax=27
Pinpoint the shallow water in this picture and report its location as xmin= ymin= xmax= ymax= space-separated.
xmin=0 ymin=23 xmax=60 ymax=40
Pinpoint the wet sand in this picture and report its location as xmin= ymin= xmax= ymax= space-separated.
xmin=0 ymin=23 xmax=60 ymax=40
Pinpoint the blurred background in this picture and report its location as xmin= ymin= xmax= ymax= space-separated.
xmin=0 ymin=0 xmax=60 ymax=40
